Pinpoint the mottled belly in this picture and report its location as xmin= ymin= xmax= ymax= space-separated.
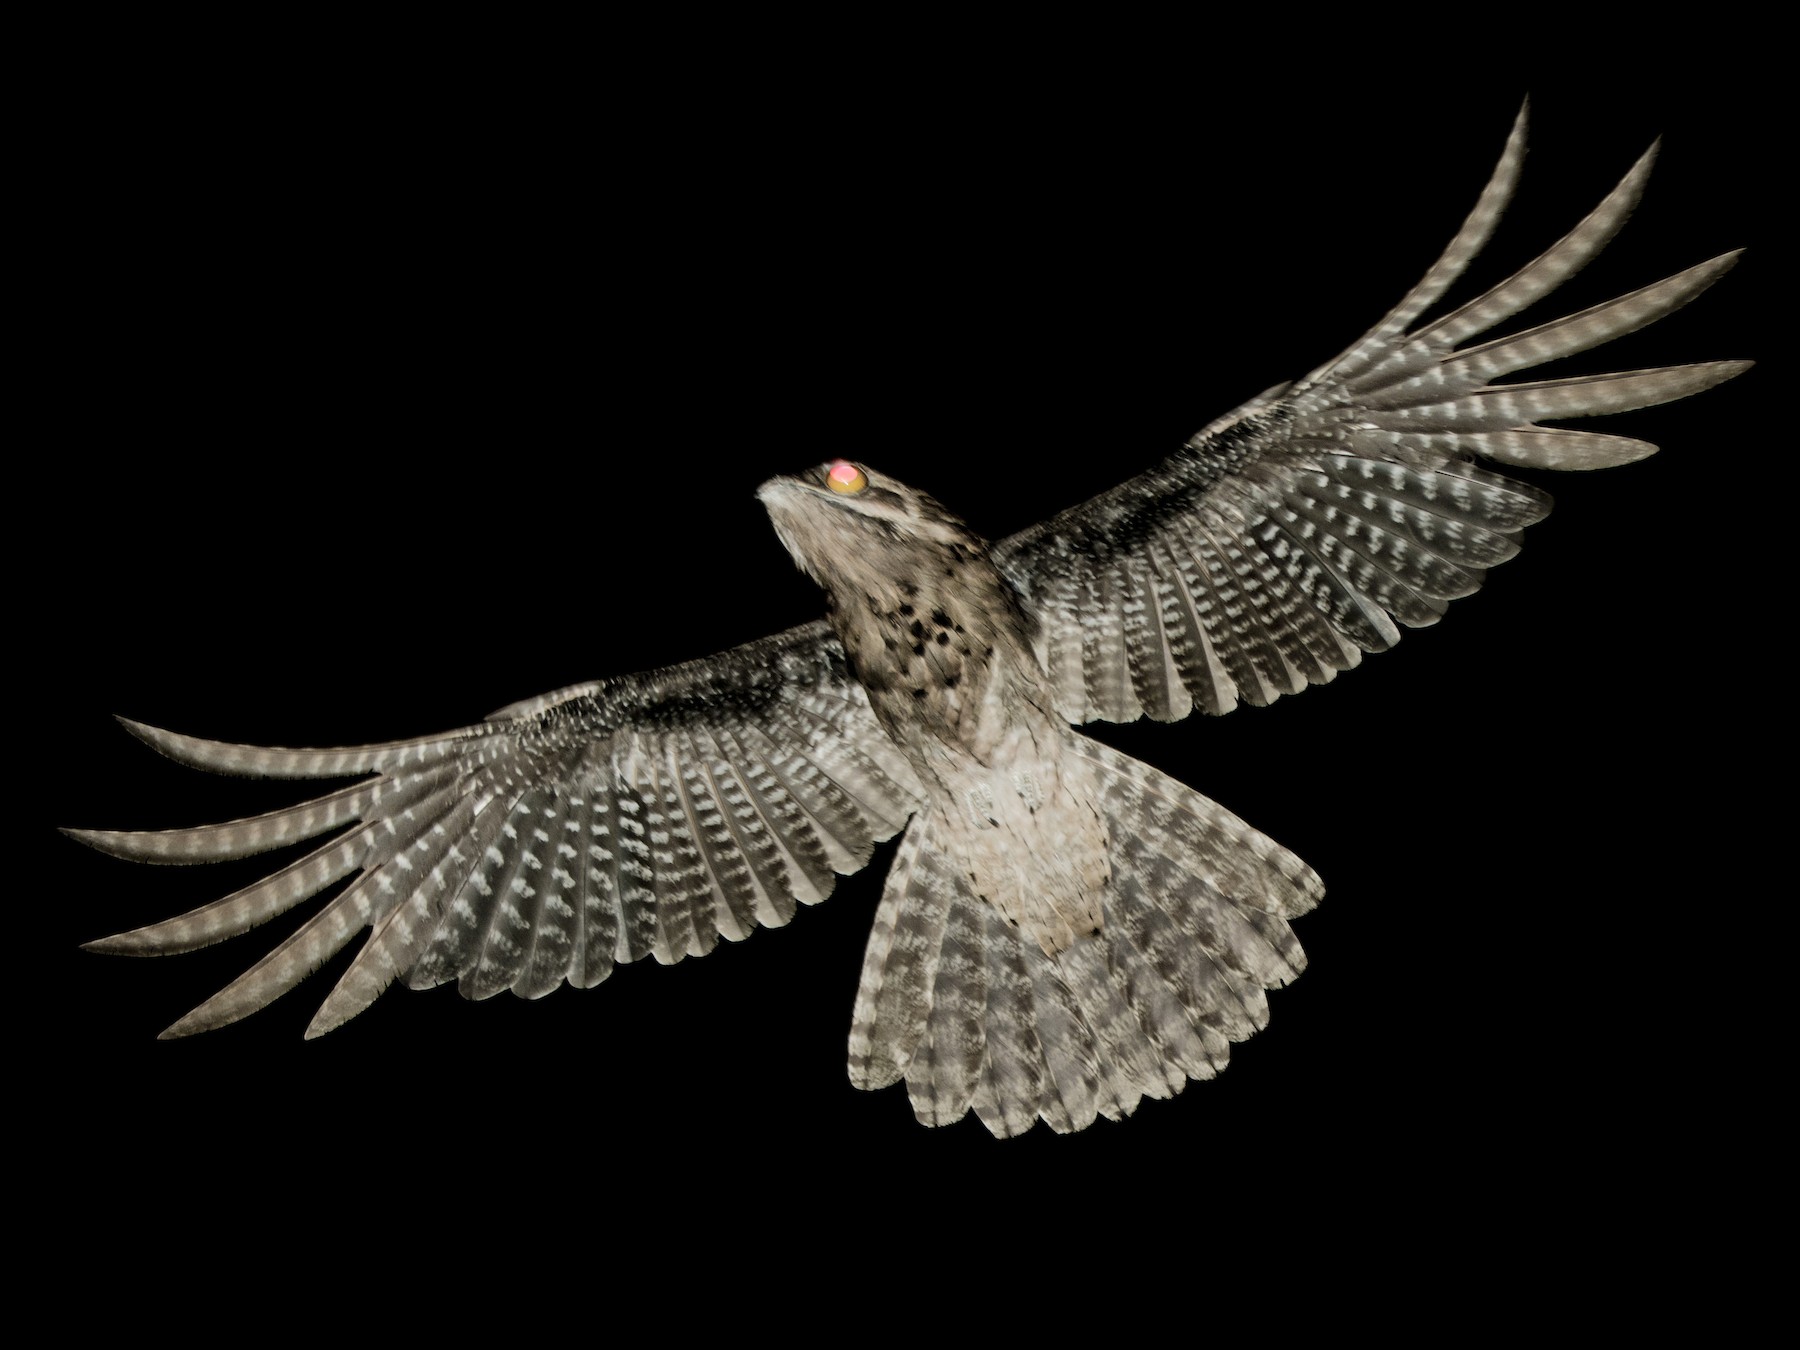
xmin=926 ymin=726 xmax=1110 ymax=956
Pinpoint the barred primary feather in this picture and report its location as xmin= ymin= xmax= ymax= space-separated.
xmin=993 ymin=104 xmax=1749 ymax=729
xmin=79 ymin=624 xmax=924 ymax=1039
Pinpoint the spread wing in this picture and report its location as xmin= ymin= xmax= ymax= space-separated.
xmin=69 ymin=621 xmax=923 ymax=1037
xmin=992 ymin=106 xmax=1750 ymax=725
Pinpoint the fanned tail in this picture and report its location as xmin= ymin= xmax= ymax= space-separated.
xmin=847 ymin=737 xmax=1321 ymax=1135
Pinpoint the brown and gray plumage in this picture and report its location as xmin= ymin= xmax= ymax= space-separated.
xmin=68 ymin=106 xmax=1749 ymax=1135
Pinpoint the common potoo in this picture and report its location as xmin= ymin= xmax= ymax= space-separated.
xmin=68 ymin=106 xmax=1750 ymax=1136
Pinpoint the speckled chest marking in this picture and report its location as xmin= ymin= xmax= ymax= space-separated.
xmin=826 ymin=544 xmax=1033 ymax=758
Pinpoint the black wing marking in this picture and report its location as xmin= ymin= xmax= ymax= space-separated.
xmin=992 ymin=105 xmax=1750 ymax=726
xmin=69 ymin=621 xmax=922 ymax=1037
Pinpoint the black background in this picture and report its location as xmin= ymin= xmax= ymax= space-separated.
xmin=33 ymin=39 xmax=1775 ymax=1256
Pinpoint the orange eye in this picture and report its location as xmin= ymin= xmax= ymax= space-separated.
xmin=826 ymin=460 xmax=867 ymax=494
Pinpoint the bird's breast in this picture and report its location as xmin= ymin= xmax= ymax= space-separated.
xmin=829 ymin=558 xmax=1043 ymax=767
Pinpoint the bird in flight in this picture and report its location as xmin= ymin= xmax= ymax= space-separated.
xmin=69 ymin=105 xmax=1748 ymax=1135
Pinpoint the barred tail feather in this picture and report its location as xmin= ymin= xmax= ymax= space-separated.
xmin=847 ymin=740 xmax=1320 ymax=1135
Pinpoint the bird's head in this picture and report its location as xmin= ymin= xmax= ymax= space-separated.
xmin=757 ymin=460 xmax=981 ymax=591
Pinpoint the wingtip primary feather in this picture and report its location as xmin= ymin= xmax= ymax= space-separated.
xmin=113 ymin=715 xmax=278 ymax=777
xmin=66 ymin=819 xmax=221 ymax=864
xmin=61 ymin=825 xmax=119 ymax=855
xmin=111 ymin=712 xmax=484 ymax=779
xmin=81 ymin=916 xmax=220 ymax=957
xmin=114 ymin=715 xmax=213 ymax=767
xmin=114 ymin=713 xmax=157 ymax=738
xmin=58 ymin=778 xmax=378 ymax=864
